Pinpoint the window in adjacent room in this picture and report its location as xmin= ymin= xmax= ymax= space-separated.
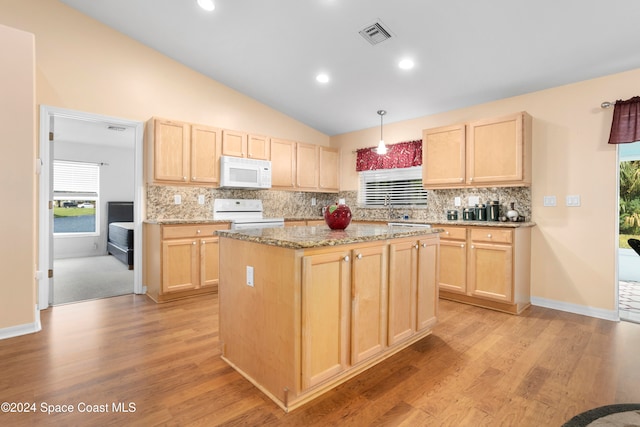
xmin=358 ymin=166 xmax=428 ymax=207
xmin=53 ymin=160 xmax=100 ymax=235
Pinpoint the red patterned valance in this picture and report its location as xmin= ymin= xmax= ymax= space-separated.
xmin=356 ymin=140 xmax=422 ymax=171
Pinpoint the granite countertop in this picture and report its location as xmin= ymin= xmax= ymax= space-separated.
xmin=217 ymin=223 xmax=443 ymax=249
xmin=144 ymin=219 xmax=231 ymax=225
xmin=351 ymin=219 xmax=536 ymax=228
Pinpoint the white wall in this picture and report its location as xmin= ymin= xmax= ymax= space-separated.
xmin=54 ymin=141 xmax=134 ymax=259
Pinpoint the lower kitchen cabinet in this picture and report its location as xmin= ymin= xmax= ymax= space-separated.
xmin=438 ymin=225 xmax=531 ymax=314
xmin=219 ymin=232 xmax=439 ymax=412
xmin=144 ymin=222 xmax=229 ymax=302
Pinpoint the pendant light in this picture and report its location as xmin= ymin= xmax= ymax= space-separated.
xmin=376 ymin=110 xmax=387 ymax=155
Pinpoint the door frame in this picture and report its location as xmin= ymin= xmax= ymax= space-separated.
xmin=37 ymin=105 xmax=145 ymax=309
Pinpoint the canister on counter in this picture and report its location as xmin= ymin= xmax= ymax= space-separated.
xmin=476 ymin=203 xmax=487 ymax=221
xmin=489 ymin=200 xmax=500 ymax=221
xmin=462 ymin=208 xmax=475 ymax=221
xmin=447 ymin=210 xmax=458 ymax=220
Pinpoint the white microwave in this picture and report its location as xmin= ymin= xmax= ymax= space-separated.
xmin=220 ymin=155 xmax=272 ymax=189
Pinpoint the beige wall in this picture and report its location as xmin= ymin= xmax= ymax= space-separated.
xmin=333 ymin=68 xmax=640 ymax=314
xmin=0 ymin=23 xmax=36 ymax=330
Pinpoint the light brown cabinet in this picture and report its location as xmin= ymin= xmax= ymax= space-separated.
xmin=438 ymin=225 xmax=531 ymax=314
xmin=145 ymin=118 xmax=221 ymax=185
xmin=222 ymin=130 xmax=270 ymax=160
xmin=388 ymin=238 xmax=439 ymax=345
xmin=319 ymin=146 xmax=340 ymax=192
xmin=143 ymin=222 xmax=229 ymax=302
xmin=219 ymin=232 xmax=439 ymax=411
xmin=270 ymin=139 xmax=340 ymax=192
xmin=422 ymin=112 xmax=531 ymax=189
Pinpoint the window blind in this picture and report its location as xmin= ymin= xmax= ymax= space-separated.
xmin=53 ymin=160 xmax=99 ymax=197
xmin=358 ymin=166 xmax=428 ymax=207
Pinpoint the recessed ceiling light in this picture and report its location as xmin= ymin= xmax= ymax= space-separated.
xmin=316 ymin=73 xmax=330 ymax=83
xmin=398 ymin=59 xmax=414 ymax=70
xmin=197 ymin=0 xmax=215 ymax=12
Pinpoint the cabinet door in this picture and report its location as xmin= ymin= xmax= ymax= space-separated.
xmin=221 ymin=129 xmax=247 ymax=158
xmin=154 ymin=119 xmax=190 ymax=182
xmin=467 ymin=113 xmax=523 ymax=185
xmin=296 ymin=142 xmax=319 ymax=189
xmin=301 ymin=250 xmax=351 ymax=389
xmin=468 ymin=242 xmax=513 ymax=302
xmin=388 ymin=240 xmax=418 ymax=345
xmin=162 ymin=239 xmax=199 ymax=293
xmin=422 ymin=124 xmax=466 ymax=187
xmin=319 ymin=146 xmax=340 ymax=192
xmin=417 ymin=237 xmax=438 ymax=331
xmin=247 ymin=134 xmax=270 ymax=160
xmin=200 ymin=237 xmax=219 ymax=289
xmin=270 ymin=138 xmax=296 ymax=188
xmin=191 ymin=124 xmax=220 ymax=184
xmin=351 ymin=245 xmax=388 ymax=364
xmin=439 ymin=239 xmax=467 ymax=294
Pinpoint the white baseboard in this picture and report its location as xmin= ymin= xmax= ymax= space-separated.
xmin=531 ymin=297 xmax=619 ymax=322
xmin=0 ymin=305 xmax=42 ymax=340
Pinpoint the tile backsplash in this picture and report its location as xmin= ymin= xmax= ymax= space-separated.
xmin=147 ymin=185 xmax=531 ymax=222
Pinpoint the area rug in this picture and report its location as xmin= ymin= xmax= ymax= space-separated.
xmin=562 ymin=403 xmax=640 ymax=426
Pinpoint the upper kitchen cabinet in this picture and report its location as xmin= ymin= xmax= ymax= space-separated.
xmin=296 ymin=142 xmax=319 ymax=190
xmin=271 ymin=139 xmax=340 ymax=193
xmin=422 ymin=112 xmax=532 ymax=189
xmin=222 ymin=129 xmax=270 ymax=160
xmin=145 ymin=118 xmax=221 ymax=185
xmin=319 ymin=146 xmax=340 ymax=192
xmin=422 ymin=124 xmax=466 ymax=187
xmin=271 ymin=137 xmax=296 ymax=189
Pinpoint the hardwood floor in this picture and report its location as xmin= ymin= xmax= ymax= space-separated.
xmin=1 ymin=294 xmax=639 ymax=426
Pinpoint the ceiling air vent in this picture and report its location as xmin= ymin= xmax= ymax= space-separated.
xmin=359 ymin=22 xmax=392 ymax=45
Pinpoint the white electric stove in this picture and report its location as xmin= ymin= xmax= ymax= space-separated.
xmin=213 ymin=199 xmax=284 ymax=230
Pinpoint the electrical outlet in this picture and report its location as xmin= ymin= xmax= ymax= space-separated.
xmin=566 ymin=195 xmax=581 ymax=207
xmin=311 ymin=197 xmax=316 ymax=206
xmin=198 ymin=195 xmax=205 ymax=205
xmin=174 ymin=194 xmax=181 ymax=204
xmin=246 ymin=266 xmax=254 ymax=287
xmin=454 ymin=197 xmax=461 ymax=207
xmin=338 ymin=198 xmax=346 ymax=204
xmin=543 ymin=195 xmax=557 ymax=207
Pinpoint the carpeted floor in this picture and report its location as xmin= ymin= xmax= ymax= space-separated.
xmin=53 ymin=255 xmax=133 ymax=305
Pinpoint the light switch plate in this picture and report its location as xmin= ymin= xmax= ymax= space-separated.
xmin=454 ymin=197 xmax=461 ymax=207
xmin=566 ymin=195 xmax=581 ymax=207
xmin=543 ymin=195 xmax=557 ymax=207
xmin=174 ymin=194 xmax=182 ymax=205
xmin=311 ymin=197 xmax=316 ymax=206
xmin=198 ymin=195 xmax=205 ymax=205
xmin=338 ymin=198 xmax=346 ymax=204
xmin=246 ymin=266 xmax=254 ymax=287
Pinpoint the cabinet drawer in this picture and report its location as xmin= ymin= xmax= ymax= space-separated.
xmin=162 ymin=223 xmax=229 ymax=239
xmin=439 ymin=226 xmax=467 ymax=240
xmin=470 ymin=228 xmax=512 ymax=244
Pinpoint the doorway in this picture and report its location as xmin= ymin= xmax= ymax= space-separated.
xmin=618 ymin=142 xmax=640 ymax=323
xmin=38 ymin=106 xmax=144 ymax=309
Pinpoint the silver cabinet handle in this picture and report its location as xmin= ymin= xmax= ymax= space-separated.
xmin=344 ymin=255 xmax=350 ymax=262
xmin=192 ymin=241 xmax=197 ymax=245
xmin=421 ymin=243 xmax=427 ymax=248
xmin=471 ymin=245 xmax=475 ymax=249
xmin=356 ymin=253 xmax=362 ymax=260
xmin=197 ymin=229 xmax=201 ymax=234
xmin=192 ymin=176 xmax=196 ymax=180
xmin=183 ymin=176 xmax=187 ymax=181
xmin=415 ymin=244 xmax=419 ymax=249
xmin=461 ymin=244 xmax=465 ymax=248
xmin=487 ymin=233 xmax=492 ymax=238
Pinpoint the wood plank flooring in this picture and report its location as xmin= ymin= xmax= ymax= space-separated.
xmin=1 ymin=294 xmax=639 ymax=426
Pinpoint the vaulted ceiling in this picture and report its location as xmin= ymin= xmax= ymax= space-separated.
xmin=59 ymin=0 xmax=640 ymax=136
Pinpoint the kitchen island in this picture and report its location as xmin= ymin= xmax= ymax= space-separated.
xmin=217 ymin=224 xmax=441 ymax=412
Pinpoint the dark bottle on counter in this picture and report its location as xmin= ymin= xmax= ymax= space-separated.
xmin=488 ymin=200 xmax=500 ymax=221
xmin=463 ymin=208 xmax=475 ymax=221
xmin=476 ymin=203 xmax=487 ymax=221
